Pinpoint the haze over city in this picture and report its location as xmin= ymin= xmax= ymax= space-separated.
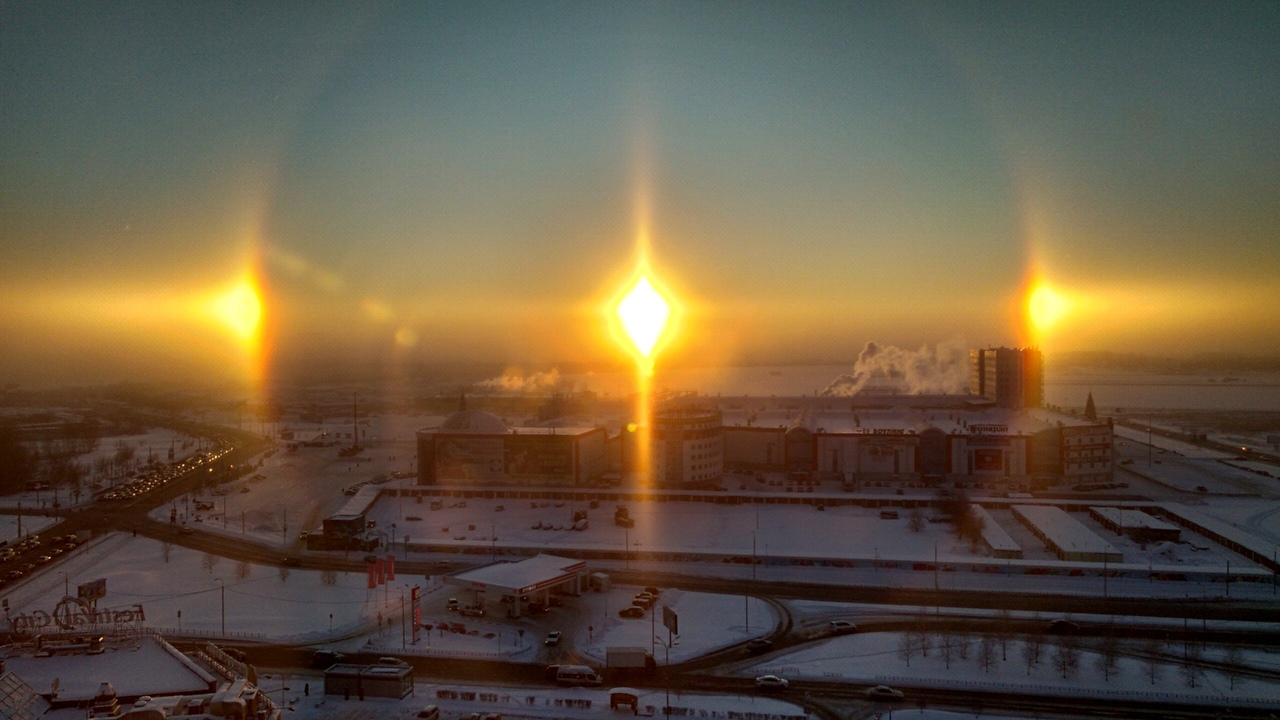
xmin=3 ymin=1 xmax=1278 ymax=391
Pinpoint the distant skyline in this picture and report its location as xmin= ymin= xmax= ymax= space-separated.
xmin=2 ymin=2 xmax=1277 ymax=389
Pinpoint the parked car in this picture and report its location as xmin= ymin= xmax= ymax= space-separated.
xmin=618 ymin=606 xmax=645 ymax=619
xmin=755 ymin=675 xmax=789 ymax=690
xmin=829 ymin=620 xmax=857 ymax=633
xmin=866 ymin=685 xmax=904 ymax=700
xmin=311 ymin=649 xmax=345 ymax=668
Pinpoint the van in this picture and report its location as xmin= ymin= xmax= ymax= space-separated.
xmin=415 ymin=705 xmax=440 ymax=720
xmin=555 ymin=664 xmax=602 ymax=686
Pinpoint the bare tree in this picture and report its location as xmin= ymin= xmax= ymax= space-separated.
xmin=938 ymin=631 xmax=955 ymax=670
xmin=977 ymin=635 xmax=999 ymax=673
xmin=898 ymin=632 xmax=919 ymax=667
xmin=1223 ymin=645 xmax=1247 ymax=690
xmin=1095 ymin=633 xmax=1121 ymax=682
xmin=995 ymin=609 xmax=1013 ymax=661
xmin=1051 ymin=638 xmax=1081 ymax=679
xmin=1180 ymin=643 xmax=1203 ymax=688
xmin=908 ymin=507 xmax=926 ymax=532
xmin=1021 ymin=634 xmax=1043 ymax=675
xmin=1141 ymin=639 xmax=1163 ymax=685
xmin=956 ymin=630 xmax=971 ymax=660
xmin=235 ymin=560 xmax=252 ymax=579
xmin=321 ymin=568 xmax=338 ymax=586
xmin=202 ymin=552 xmax=219 ymax=574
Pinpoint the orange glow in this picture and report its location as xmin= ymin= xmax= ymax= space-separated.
xmin=1026 ymin=281 xmax=1070 ymax=339
xmin=208 ymin=276 xmax=263 ymax=343
xmin=616 ymin=276 xmax=671 ymax=362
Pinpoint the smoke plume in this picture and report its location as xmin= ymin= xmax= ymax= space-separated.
xmin=474 ymin=368 xmax=568 ymax=394
xmin=821 ymin=341 xmax=969 ymax=396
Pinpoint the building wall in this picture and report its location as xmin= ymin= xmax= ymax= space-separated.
xmin=652 ymin=409 xmax=723 ymax=486
xmin=1061 ymin=423 xmax=1113 ymax=483
xmin=416 ymin=430 xmax=606 ymax=487
xmin=722 ymin=427 xmax=786 ymax=470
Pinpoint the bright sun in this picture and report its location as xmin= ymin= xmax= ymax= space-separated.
xmin=1027 ymin=282 xmax=1070 ymax=336
xmin=209 ymin=277 xmax=263 ymax=342
xmin=616 ymin=275 xmax=672 ymax=361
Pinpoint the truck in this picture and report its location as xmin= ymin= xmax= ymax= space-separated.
xmin=606 ymin=646 xmax=655 ymax=672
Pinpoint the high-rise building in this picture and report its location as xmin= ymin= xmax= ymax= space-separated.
xmin=970 ymin=347 xmax=1043 ymax=408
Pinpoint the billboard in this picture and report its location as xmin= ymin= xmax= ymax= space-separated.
xmin=505 ymin=435 xmax=574 ymax=482
xmin=435 ymin=437 xmax=506 ymax=483
xmin=974 ymin=448 xmax=1004 ymax=472
xmin=78 ymin=578 xmax=107 ymax=602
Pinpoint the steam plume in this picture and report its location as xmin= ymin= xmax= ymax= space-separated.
xmin=821 ymin=341 xmax=968 ymax=396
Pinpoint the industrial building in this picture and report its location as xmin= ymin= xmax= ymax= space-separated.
xmin=970 ymin=347 xmax=1043 ymax=408
xmin=416 ymin=409 xmax=607 ymax=487
xmin=651 ymin=407 xmax=724 ymax=487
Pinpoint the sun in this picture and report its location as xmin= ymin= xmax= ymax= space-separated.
xmin=209 ymin=276 xmax=263 ymax=343
xmin=615 ymin=274 xmax=672 ymax=368
xmin=1027 ymin=282 xmax=1070 ymax=337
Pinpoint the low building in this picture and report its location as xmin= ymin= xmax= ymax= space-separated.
xmin=323 ymin=664 xmax=412 ymax=700
xmin=417 ymin=410 xmax=607 ymax=487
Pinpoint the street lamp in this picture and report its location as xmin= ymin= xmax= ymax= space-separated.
xmin=654 ymin=634 xmax=676 ymax=717
xmin=214 ymin=577 xmax=225 ymax=635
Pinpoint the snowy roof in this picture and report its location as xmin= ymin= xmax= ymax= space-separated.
xmin=4 ymin=636 xmax=216 ymax=703
xmin=331 ymin=484 xmax=381 ymax=521
xmin=1160 ymin=503 xmax=1278 ymax=561
xmin=448 ymin=554 xmax=586 ymax=595
xmin=971 ymin=505 xmax=1021 ymax=553
xmin=1012 ymin=505 xmax=1120 ymax=556
xmin=1089 ymin=507 xmax=1178 ymax=532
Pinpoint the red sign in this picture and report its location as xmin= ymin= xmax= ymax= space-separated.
xmin=376 ymin=559 xmax=386 ymax=585
xmin=386 ymin=555 xmax=395 ymax=581
xmin=366 ymin=562 xmax=377 ymax=589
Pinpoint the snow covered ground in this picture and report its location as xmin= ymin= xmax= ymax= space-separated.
xmin=746 ymin=631 xmax=1280 ymax=707
xmin=0 ymin=512 xmax=56 ymax=543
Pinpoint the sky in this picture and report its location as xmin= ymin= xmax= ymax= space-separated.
xmin=1 ymin=1 xmax=1277 ymax=389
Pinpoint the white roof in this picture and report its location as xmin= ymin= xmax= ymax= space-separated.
xmin=1090 ymin=506 xmax=1179 ymax=532
xmin=448 ymin=554 xmax=586 ymax=595
xmin=972 ymin=505 xmax=1021 ymax=553
xmin=4 ymin=636 xmax=215 ymax=703
xmin=1012 ymin=505 xmax=1120 ymax=556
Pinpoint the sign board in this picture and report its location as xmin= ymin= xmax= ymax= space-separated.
xmin=973 ymin=448 xmax=1004 ymax=472
xmin=970 ymin=424 xmax=1008 ymax=435
xmin=77 ymin=578 xmax=107 ymax=602
xmin=662 ymin=605 xmax=678 ymax=636
xmin=871 ymin=428 xmax=905 ymax=435
xmin=411 ymin=586 xmax=421 ymax=644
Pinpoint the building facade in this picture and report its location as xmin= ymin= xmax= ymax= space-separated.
xmin=416 ymin=410 xmax=607 ymax=487
xmin=970 ymin=347 xmax=1043 ymax=408
xmin=651 ymin=408 xmax=723 ymax=487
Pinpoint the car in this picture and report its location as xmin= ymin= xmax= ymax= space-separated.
xmin=459 ymin=605 xmax=486 ymax=617
xmin=618 ymin=606 xmax=645 ymax=618
xmin=866 ymin=685 xmax=904 ymax=701
xmin=745 ymin=638 xmax=773 ymax=654
xmin=177 ymin=527 xmax=194 ymax=535
xmin=544 ymin=631 xmax=562 ymax=646
xmin=527 ymin=602 xmax=551 ymax=614
xmin=446 ymin=597 xmax=460 ymax=611
xmin=643 ymin=586 xmax=661 ymax=595
xmin=281 ymin=557 xmax=300 ymax=567
xmin=829 ymin=620 xmax=857 ymax=633
xmin=378 ymin=656 xmax=409 ymax=667
xmin=755 ymin=675 xmax=788 ymax=690
xmin=35 ymin=555 xmax=52 ymax=565
xmin=1047 ymin=619 xmax=1081 ymax=635
xmin=311 ymin=649 xmax=345 ymax=668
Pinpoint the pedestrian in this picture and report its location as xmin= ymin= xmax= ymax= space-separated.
xmin=304 ymin=683 xmax=309 ymax=697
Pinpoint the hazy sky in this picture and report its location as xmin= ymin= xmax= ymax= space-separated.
xmin=2 ymin=1 xmax=1277 ymax=388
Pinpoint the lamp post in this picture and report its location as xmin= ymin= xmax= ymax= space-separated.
xmin=654 ymin=634 xmax=674 ymax=717
xmin=215 ymin=578 xmax=225 ymax=635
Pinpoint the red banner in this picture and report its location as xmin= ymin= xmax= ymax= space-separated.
xmin=386 ymin=555 xmax=395 ymax=581
xmin=367 ymin=562 xmax=377 ymax=589
xmin=376 ymin=559 xmax=386 ymax=585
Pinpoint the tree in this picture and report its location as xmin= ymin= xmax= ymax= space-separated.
xmin=1084 ymin=392 xmax=1097 ymax=421
xmin=956 ymin=630 xmax=971 ymax=660
xmin=938 ymin=632 xmax=955 ymax=669
xmin=908 ymin=507 xmax=926 ymax=533
xmin=0 ymin=425 xmax=36 ymax=494
xmin=1095 ymin=632 xmax=1121 ymax=682
xmin=1180 ymin=643 xmax=1203 ymax=688
xmin=977 ymin=635 xmax=999 ymax=673
xmin=1022 ymin=634 xmax=1044 ymax=675
xmin=898 ymin=632 xmax=919 ymax=667
xmin=1141 ymin=639 xmax=1163 ymax=685
xmin=1223 ymin=645 xmax=1246 ymax=690
xmin=995 ymin=609 xmax=1014 ymax=661
xmin=1051 ymin=638 xmax=1081 ymax=679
